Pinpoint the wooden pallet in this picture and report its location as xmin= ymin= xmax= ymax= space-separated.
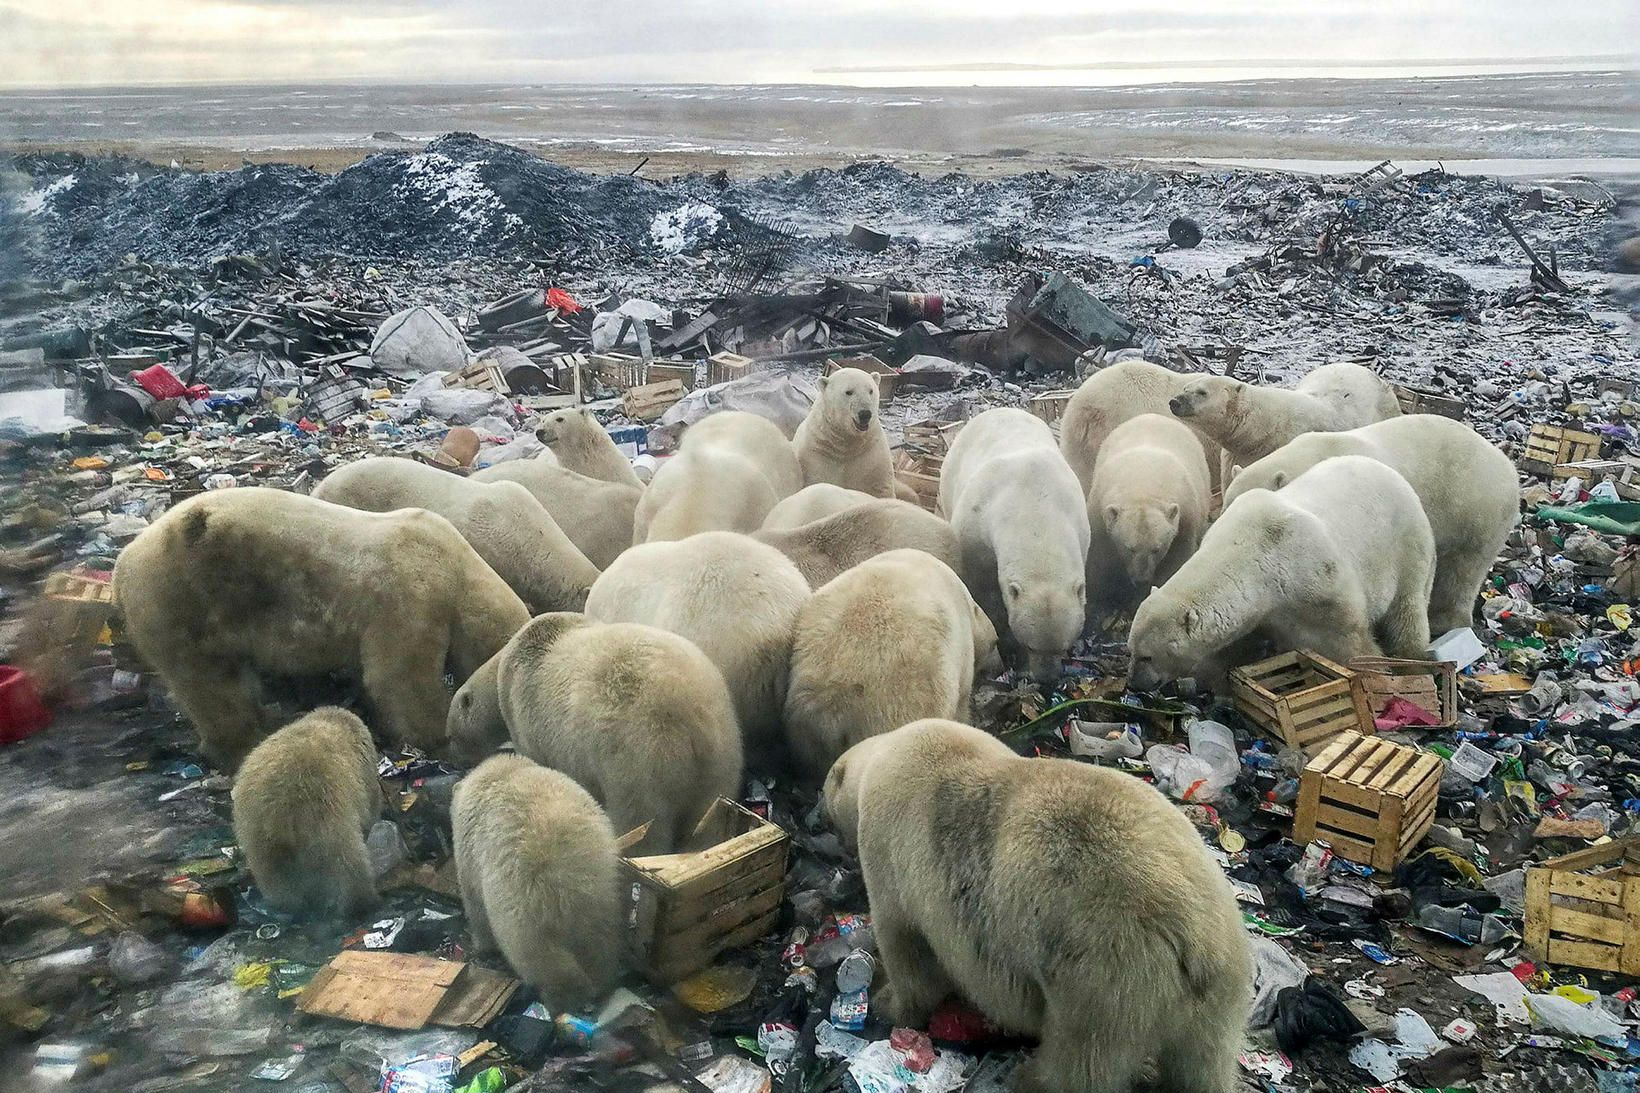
xmin=1229 ymin=651 xmax=1372 ymax=754
xmin=1525 ymin=838 xmax=1640 ymax=976
xmin=619 ymin=798 xmax=788 ymax=983
xmin=1348 ymin=656 xmax=1458 ymax=730
xmin=1294 ymin=732 xmax=1444 ymax=873
xmin=1520 ymin=423 xmax=1600 ymax=477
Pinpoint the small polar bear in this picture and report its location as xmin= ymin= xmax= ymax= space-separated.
xmin=792 ymin=367 xmax=899 ymax=498
xmin=1168 ymin=362 xmax=1401 ymax=470
xmin=446 ymin=613 xmax=743 ymax=854
xmin=114 ymin=488 xmax=528 ymax=769
xmin=1086 ymin=414 xmax=1211 ymax=615
xmin=785 ymin=550 xmax=1001 ymax=780
xmin=473 ymin=455 xmax=641 ymax=569
xmin=585 ymin=531 xmax=809 ymax=747
xmin=313 ymin=456 xmax=600 ymax=612
xmin=937 ymin=407 xmax=1089 ymax=679
xmin=534 ymin=407 xmax=644 ymax=489
xmin=754 ymin=498 xmax=960 ymax=589
xmin=634 ymin=411 xmax=802 ymax=542
xmin=452 ymin=754 xmax=621 ymax=1011
xmin=823 ymin=719 xmax=1251 ymax=1093
xmin=1225 ymin=414 xmax=1518 ymax=634
xmin=231 ymin=707 xmax=383 ymax=920
xmin=1129 ymin=455 xmax=1435 ymax=687
xmin=763 ymin=483 xmax=878 ymax=530
xmin=1058 ymin=359 xmax=1225 ymax=493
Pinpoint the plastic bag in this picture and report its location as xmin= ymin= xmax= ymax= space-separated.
xmin=370 ymin=307 xmax=469 ymax=378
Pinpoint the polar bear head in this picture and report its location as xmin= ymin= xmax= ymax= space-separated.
xmin=446 ymin=651 xmax=509 ymax=766
xmin=1104 ymin=500 xmax=1180 ymax=586
xmin=1168 ymin=376 xmax=1241 ymax=422
xmin=1125 ymin=589 xmax=1210 ymax=689
xmin=534 ymin=407 xmax=596 ymax=450
xmin=1002 ymin=574 xmax=1086 ymax=681
xmin=817 ymin=367 xmax=880 ymax=435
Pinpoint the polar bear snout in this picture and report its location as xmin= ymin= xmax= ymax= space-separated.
xmin=1168 ymin=394 xmax=1193 ymax=417
xmin=1128 ymin=656 xmax=1164 ymax=691
xmin=853 ymin=408 xmax=873 ymax=431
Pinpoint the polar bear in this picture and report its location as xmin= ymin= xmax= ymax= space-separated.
xmin=452 ymin=754 xmax=621 ymax=1010
xmin=1058 ymin=360 xmax=1224 ymax=493
xmin=1168 ymin=363 xmax=1400 ymax=470
xmin=584 ymin=531 xmax=809 ymax=746
xmin=823 ymin=719 xmax=1250 ymax=1093
xmin=115 ymin=488 xmax=528 ymax=770
xmin=1224 ymin=415 xmax=1518 ymax=634
xmin=313 ymin=457 xmax=599 ymax=612
xmin=785 ymin=551 xmax=1001 ymax=780
xmin=1129 ymin=455 xmax=1435 ymax=686
xmin=447 ymin=613 xmax=743 ymax=854
xmin=937 ymin=408 xmax=1089 ymax=679
xmin=231 ymin=707 xmax=383 ymax=919
xmin=472 ymin=455 xmax=641 ymax=569
xmin=534 ymin=407 xmax=643 ymax=489
xmin=792 ymin=368 xmax=898 ymax=498
xmin=754 ymin=499 xmax=960 ymax=588
xmin=634 ymin=410 xmax=802 ymax=542
xmin=763 ymin=483 xmax=878 ymax=530
xmin=1086 ymin=414 xmax=1211 ymax=615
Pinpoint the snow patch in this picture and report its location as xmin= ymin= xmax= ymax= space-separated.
xmin=18 ymin=173 xmax=77 ymax=216
xmin=649 ymin=202 xmax=723 ymax=253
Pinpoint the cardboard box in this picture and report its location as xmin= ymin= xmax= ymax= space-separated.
xmin=297 ymin=951 xmax=517 ymax=1030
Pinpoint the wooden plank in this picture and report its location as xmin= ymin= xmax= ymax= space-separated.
xmin=1545 ymin=905 xmax=1629 ymax=946
xmin=1312 ymin=803 xmax=1383 ymax=839
xmin=1318 ymin=777 xmax=1382 ymax=813
xmin=1372 ymin=795 xmax=1406 ymax=873
xmin=1313 ymin=827 xmax=1376 ymax=866
xmin=651 ymin=907 xmax=782 ymax=983
xmin=659 ymin=856 xmax=786 ymax=931
xmin=1365 ymin=748 xmax=1421 ymax=791
xmin=1286 ymin=683 xmax=1353 ymax=711
xmin=1525 ymin=867 xmax=1552 ymax=960
xmin=653 ymin=883 xmax=785 ymax=970
xmin=1552 ymin=871 xmax=1627 ymax=906
xmin=1306 ymin=733 xmax=1358 ymax=776
xmin=1547 ymin=937 xmax=1622 ymax=974
xmin=1543 ymin=838 xmax=1640 ymax=872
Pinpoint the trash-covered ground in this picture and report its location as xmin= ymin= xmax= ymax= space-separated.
xmin=1 ymin=135 xmax=1640 ymax=1092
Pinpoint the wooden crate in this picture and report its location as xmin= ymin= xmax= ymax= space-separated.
xmin=825 ymin=355 xmax=902 ymax=403
xmin=1520 ymin=423 xmax=1600 ymax=477
xmin=1294 ymin=732 xmax=1444 ymax=873
xmin=1229 ymin=651 xmax=1372 ymax=754
xmin=1525 ymin=838 xmax=1640 ymax=976
xmin=646 ymin=362 xmax=697 ymax=392
xmin=1027 ymin=390 xmax=1077 ymax=434
xmin=892 ymin=448 xmax=943 ymax=513
xmin=590 ymin=352 xmax=646 ymax=392
xmin=441 ymin=360 xmax=509 ymax=395
xmin=619 ymin=798 xmax=788 ymax=983
xmin=1389 ymin=383 xmax=1465 ymax=420
xmin=902 ymin=418 xmax=966 ymax=455
xmin=622 ymin=379 xmax=686 ymax=423
xmin=1348 ymin=656 xmax=1458 ymax=730
xmin=705 ymin=352 xmax=761 ymax=388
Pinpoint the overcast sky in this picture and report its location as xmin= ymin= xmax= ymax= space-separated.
xmin=0 ymin=0 xmax=1635 ymax=88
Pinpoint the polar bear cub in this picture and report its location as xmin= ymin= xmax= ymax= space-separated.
xmin=1129 ymin=455 xmax=1435 ymax=686
xmin=447 ymin=613 xmax=743 ymax=854
xmin=823 ymin=719 xmax=1251 ymax=1093
xmin=785 ymin=550 xmax=1001 ymax=779
xmin=937 ymin=408 xmax=1089 ymax=679
xmin=452 ymin=754 xmax=621 ymax=1011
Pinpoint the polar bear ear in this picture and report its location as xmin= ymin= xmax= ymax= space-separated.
xmin=1182 ymin=606 xmax=1202 ymax=634
xmin=1271 ymin=472 xmax=1287 ymax=489
xmin=866 ymin=373 xmax=879 ymax=389
xmin=1103 ymin=504 xmax=1120 ymax=526
xmin=1006 ymin=581 xmax=1022 ymax=600
xmin=818 ymin=374 xmax=829 ymax=390
xmin=1164 ymin=502 xmax=1179 ymax=522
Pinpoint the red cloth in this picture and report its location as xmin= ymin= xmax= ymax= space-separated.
xmin=1372 ymin=696 xmax=1441 ymax=731
xmin=0 ymin=666 xmax=51 ymax=745
xmin=129 ymin=364 xmax=209 ymax=402
xmin=545 ymin=287 xmax=582 ymax=314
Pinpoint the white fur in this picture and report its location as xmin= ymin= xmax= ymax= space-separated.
xmin=472 ymin=455 xmax=641 ymax=569
xmin=1129 ymin=455 xmax=1435 ymax=684
xmin=1058 ymin=360 xmax=1224 ymax=493
xmin=1294 ymin=362 xmax=1404 ymax=429
xmin=533 ymin=408 xmax=643 ymax=488
xmin=584 ymin=531 xmax=809 ymax=747
xmin=764 ymin=483 xmax=879 ymax=530
xmin=1087 ymin=414 xmax=1210 ymax=613
xmin=634 ymin=411 xmax=801 ymax=542
xmin=937 ymin=408 xmax=1090 ymax=679
xmin=793 ymin=368 xmax=898 ymax=497
xmin=1224 ymin=415 xmax=1518 ymax=634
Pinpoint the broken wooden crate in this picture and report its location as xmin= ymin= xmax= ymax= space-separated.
xmin=1027 ymin=390 xmax=1077 ymax=435
xmin=1390 ymin=382 xmax=1465 ymax=421
xmin=297 ymin=950 xmax=517 ymax=1030
xmin=892 ymin=449 xmax=943 ymax=513
xmin=1229 ymin=651 xmax=1372 ymax=754
xmin=440 ymin=359 xmax=508 ymax=395
xmin=1293 ymin=731 xmax=1444 ymax=873
xmin=1519 ymin=423 xmax=1600 ymax=477
xmin=622 ymin=379 xmax=687 ymax=423
xmin=902 ymin=417 xmax=966 ymax=455
xmin=1348 ymin=656 xmax=1458 ymax=730
xmin=705 ymin=352 xmax=762 ymax=388
xmin=619 ymin=798 xmax=788 ymax=983
xmin=1525 ymin=838 xmax=1640 ymax=976
xmin=825 ymin=354 xmax=902 ymax=402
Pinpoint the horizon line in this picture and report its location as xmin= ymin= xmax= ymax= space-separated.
xmin=815 ymin=52 xmax=1636 ymax=74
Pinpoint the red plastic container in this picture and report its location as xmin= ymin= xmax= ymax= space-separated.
xmin=0 ymin=666 xmax=51 ymax=745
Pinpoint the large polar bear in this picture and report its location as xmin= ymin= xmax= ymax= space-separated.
xmin=824 ymin=720 xmax=1250 ymax=1093
xmin=1129 ymin=455 xmax=1435 ymax=686
xmin=1225 ymin=415 xmax=1518 ymax=634
xmin=785 ymin=551 xmax=1001 ymax=780
xmin=1086 ymin=413 xmax=1211 ymax=616
xmin=792 ymin=367 xmax=899 ymax=498
xmin=446 ymin=613 xmax=743 ymax=854
xmin=1058 ymin=359 xmax=1224 ymax=493
xmin=232 ymin=707 xmax=382 ymax=919
xmin=453 ymin=754 xmax=621 ymax=1010
xmin=115 ymin=489 xmax=528 ymax=769
xmin=473 ymin=455 xmax=641 ymax=569
xmin=763 ymin=483 xmax=878 ymax=530
xmin=584 ymin=531 xmax=809 ymax=747
xmin=937 ymin=408 xmax=1089 ymax=679
xmin=634 ymin=411 xmax=802 ymax=542
xmin=313 ymin=457 xmax=599 ymax=611
xmin=754 ymin=498 xmax=960 ymax=588
xmin=1167 ymin=361 xmax=1401 ymax=469
xmin=533 ymin=408 xmax=644 ymax=489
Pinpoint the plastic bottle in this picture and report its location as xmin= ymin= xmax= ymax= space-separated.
xmin=1414 ymin=905 xmax=1509 ymax=946
xmin=835 ymin=950 xmax=875 ymax=994
xmin=366 ymin=820 xmax=409 ymax=879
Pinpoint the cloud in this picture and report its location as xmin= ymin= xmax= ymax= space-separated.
xmin=0 ymin=0 xmax=1633 ymax=88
